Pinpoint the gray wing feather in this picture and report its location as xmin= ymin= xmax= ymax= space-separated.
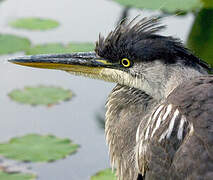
xmin=136 ymin=75 xmax=213 ymax=179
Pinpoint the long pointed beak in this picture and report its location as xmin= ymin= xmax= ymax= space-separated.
xmin=8 ymin=52 xmax=113 ymax=75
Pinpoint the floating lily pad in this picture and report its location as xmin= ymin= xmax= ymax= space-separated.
xmin=187 ymin=8 xmax=213 ymax=67
xmin=9 ymin=18 xmax=59 ymax=30
xmin=0 ymin=34 xmax=31 ymax=55
xmin=8 ymin=86 xmax=73 ymax=106
xmin=25 ymin=43 xmax=71 ymax=54
xmin=67 ymin=43 xmax=95 ymax=52
xmin=0 ymin=171 xmax=36 ymax=180
xmin=0 ymin=134 xmax=79 ymax=162
xmin=113 ymin=0 xmax=203 ymax=12
xmin=91 ymin=169 xmax=116 ymax=180
xmin=25 ymin=42 xmax=95 ymax=55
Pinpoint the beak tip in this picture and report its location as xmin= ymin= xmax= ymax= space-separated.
xmin=8 ymin=58 xmax=17 ymax=64
xmin=8 ymin=56 xmax=32 ymax=64
xmin=8 ymin=58 xmax=15 ymax=62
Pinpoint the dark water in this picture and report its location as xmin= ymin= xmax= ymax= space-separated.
xmin=0 ymin=0 xmax=195 ymax=179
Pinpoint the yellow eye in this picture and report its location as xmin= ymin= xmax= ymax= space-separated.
xmin=121 ymin=58 xmax=131 ymax=67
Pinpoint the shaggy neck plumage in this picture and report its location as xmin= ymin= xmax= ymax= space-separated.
xmin=106 ymin=85 xmax=157 ymax=180
xmin=105 ymin=63 xmax=207 ymax=180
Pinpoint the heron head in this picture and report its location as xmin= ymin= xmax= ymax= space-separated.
xmin=9 ymin=17 xmax=210 ymax=99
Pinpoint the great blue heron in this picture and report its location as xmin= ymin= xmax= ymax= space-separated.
xmin=9 ymin=17 xmax=213 ymax=180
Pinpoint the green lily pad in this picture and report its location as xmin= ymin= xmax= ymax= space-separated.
xmin=8 ymin=86 xmax=73 ymax=106
xmin=113 ymin=0 xmax=203 ymax=12
xmin=0 ymin=171 xmax=36 ymax=180
xmin=0 ymin=34 xmax=31 ymax=55
xmin=67 ymin=43 xmax=95 ymax=52
xmin=0 ymin=134 xmax=79 ymax=162
xmin=25 ymin=42 xmax=95 ymax=55
xmin=91 ymin=169 xmax=116 ymax=180
xmin=9 ymin=18 xmax=59 ymax=31
xmin=187 ymin=8 xmax=213 ymax=67
xmin=26 ymin=43 xmax=71 ymax=54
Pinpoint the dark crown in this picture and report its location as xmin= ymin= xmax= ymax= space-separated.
xmin=95 ymin=17 xmax=211 ymax=71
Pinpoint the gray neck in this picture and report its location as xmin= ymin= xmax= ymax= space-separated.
xmin=163 ymin=65 xmax=207 ymax=98
xmin=129 ymin=61 xmax=208 ymax=100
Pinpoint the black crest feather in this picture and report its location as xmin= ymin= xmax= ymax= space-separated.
xmin=95 ymin=17 xmax=212 ymax=72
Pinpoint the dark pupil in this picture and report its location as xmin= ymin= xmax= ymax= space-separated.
xmin=123 ymin=60 xmax=128 ymax=65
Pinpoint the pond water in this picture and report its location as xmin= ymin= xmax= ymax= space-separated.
xmin=0 ymin=0 xmax=194 ymax=179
